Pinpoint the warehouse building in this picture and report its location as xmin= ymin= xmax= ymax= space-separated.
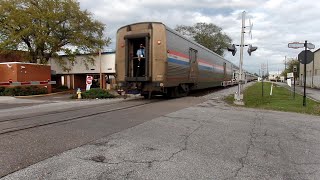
xmin=300 ymin=48 xmax=320 ymax=88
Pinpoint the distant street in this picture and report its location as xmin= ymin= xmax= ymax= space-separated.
xmin=1 ymin=84 xmax=320 ymax=179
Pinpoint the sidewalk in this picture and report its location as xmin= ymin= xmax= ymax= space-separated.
xmin=275 ymin=82 xmax=320 ymax=102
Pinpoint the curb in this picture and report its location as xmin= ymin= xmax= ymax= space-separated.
xmin=14 ymin=90 xmax=74 ymax=98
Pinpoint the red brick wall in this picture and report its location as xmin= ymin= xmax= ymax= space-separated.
xmin=0 ymin=63 xmax=18 ymax=82
xmin=0 ymin=63 xmax=52 ymax=93
xmin=16 ymin=64 xmax=51 ymax=82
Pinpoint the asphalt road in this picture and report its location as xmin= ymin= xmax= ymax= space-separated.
xmin=1 ymin=84 xmax=320 ymax=179
xmin=0 ymin=95 xmax=206 ymax=178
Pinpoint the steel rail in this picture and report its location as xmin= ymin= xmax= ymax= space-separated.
xmin=0 ymin=99 xmax=160 ymax=135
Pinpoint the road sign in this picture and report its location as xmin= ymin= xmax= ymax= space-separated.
xmin=287 ymin=72 xmax=294 ymax=78
xmin=288 ymin=42 xmax=315 ymax=49
xmin=86 ymin=76 xmax=93 ymax=85
xmin=306 ymin=43 xmax=315 ymax=49
xmin=298 ymin=50 xmax=314 ymax=64
xmin=288 ymin=42 xmax=304 ymax=49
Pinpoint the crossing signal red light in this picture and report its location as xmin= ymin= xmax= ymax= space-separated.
xmin=247 ymin=44 xmax=258 ymax=56
xmin=227 ymin=44 xmax=237 ymax=56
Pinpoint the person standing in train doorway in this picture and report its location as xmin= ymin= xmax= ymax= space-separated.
xmin=136 ymin=44 xmax=145 ymax=58
xmin=136 ymin=44 xmax=145 ymax=76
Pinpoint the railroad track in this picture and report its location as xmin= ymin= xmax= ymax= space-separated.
xmin=189 ymin=86 xmax=229 ymax=97
xmin=0 ymin=86 xmax=232 ymax=135
xmin=0 ymin=99 xmax=161 ymax=135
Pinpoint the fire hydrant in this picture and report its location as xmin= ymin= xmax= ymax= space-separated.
xmin=76 ymin=88 xmax=82 ymax=99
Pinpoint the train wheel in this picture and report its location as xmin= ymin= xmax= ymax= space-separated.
xmin=171 ymin=87 xmax=181 ymax=98
xmin=142 ymin=94 xmax=149 ymax=99
xmin=179 ymin=86 xmax=189 ymax=97
xmin=142 ymin=91 xmax=152 ymax=99
xmin=165 ymin=87 xmax=176 ymax=98
xmin=166 ymin=86 xmax=189 ymax=98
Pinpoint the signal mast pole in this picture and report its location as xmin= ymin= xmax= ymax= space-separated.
xmin=235 ymin=11 xmax=246 ymax=105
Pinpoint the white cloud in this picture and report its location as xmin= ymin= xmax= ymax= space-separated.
xmin=77 ymin=0 xmax=320 ymax=74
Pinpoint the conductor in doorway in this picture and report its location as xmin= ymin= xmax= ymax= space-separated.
xmin=136 ymin=44 xmax=145 ymax=59
xmin=135 ymin=44 xmax=145 ymax=76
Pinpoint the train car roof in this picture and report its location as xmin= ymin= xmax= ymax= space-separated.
xmin=116 ymin=21 xmax=163 ymax=33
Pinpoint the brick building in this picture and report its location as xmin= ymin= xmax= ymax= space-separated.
xmin=0 ymin=50 xmax=116 ymax=92
xmin=49 ymin=52 xmax=116 ymax=90
xmin=0 ymin=62 xmax=53 ymax=93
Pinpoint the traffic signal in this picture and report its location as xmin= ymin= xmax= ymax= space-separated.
xmin=293 ymin=65 xmax=297 ymax=72
xmin=227 ymin=44 xmax=237 ymax=56
xmin=247 ymin=44 xmax=257 ymax=56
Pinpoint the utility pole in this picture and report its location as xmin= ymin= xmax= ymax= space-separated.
xmin=261 ymin=63 xmax=266 ymax=97
xmin=99 ymin=49 xmax=103 ymax=89
xmin=234 ymin=11 xmax=246 ymax=105
xmin=284 ymin=56 xmax=287 ymax=70
xmin=267 ymin=60 xmax=269 ymax=79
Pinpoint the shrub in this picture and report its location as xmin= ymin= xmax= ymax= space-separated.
xmin=73 ymin=88 xmax=115 ymax=99
xmin=0 ymin=86 xmax=48 ymax=96
xmin=53 ymin=85 xmax=69 ymax=93
xmin=0 ymin=87 xmax=5 ymax=95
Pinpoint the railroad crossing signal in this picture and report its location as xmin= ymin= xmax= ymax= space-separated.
xmin=227 ymin=44 xmax=258 ymax=56
xmin=247 ymin=44 xmax=258 ymax=56
xmin=227 ymin=44 xmax=237 ymax=56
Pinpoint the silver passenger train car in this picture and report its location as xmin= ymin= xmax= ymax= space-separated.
xmin=115 ymin=22 xmax=243 ymax=98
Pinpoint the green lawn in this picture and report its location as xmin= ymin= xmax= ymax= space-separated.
xmin=225 ymin=82 xmax=320 ymax=116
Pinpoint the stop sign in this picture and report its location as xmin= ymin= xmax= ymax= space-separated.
xmin=298 ymin=50 xmax=314 ymax=64
xmin=86 ymin=76 xmax=93 ymax=85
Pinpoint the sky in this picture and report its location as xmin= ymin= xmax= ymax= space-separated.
xmin=77 ymin=0 xmax=320 ymax=75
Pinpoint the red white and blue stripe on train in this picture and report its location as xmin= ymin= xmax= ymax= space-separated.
xmin=167 ymin=50 xmax=231 ymax=73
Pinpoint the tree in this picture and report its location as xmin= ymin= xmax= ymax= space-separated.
xmin=281 ymin=58 xmax=300 ymax=78
xmin=175 ymin=23 xmax=232 ymax=56
xmin=0 ymin=0 xmax=110 ymax=64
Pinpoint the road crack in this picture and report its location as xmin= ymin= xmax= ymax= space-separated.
xmin=82 ymin=125 xmax=203 ymax=170
xmin=225 ymin=112 xmax=262 ymax=179
xmin=123 ymin=124 xmax=203 ymax=168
